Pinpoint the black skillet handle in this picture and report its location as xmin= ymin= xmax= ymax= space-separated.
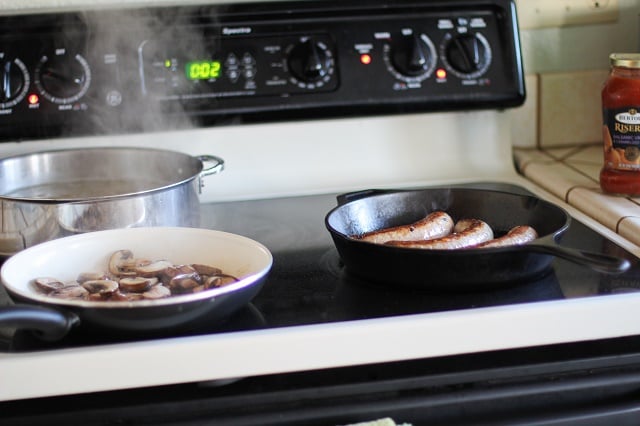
xmin=0 ymin=305 xmax=80 ymax=341
xmin=528 ymin=244 xmax=632 ymax=274
xmin=336 ymin=189 xmax=395 ymax=206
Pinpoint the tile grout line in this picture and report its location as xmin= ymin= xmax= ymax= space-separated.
xmin=541 ymin=146 xmax=599 ymax=185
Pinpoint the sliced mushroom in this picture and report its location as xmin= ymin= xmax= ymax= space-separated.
xmin=122 ymin=258 xmax=152 ymax=274
xmin=33 ymin=277 xmax=68 ymax=293
xmin=108 ymin=249 xmax=135 ymax=276
xmin=135 ymin=259 xmax=173 ymax=278
xmin=218 ymin=274 xmax=238 ymax=285
xmin=168 ymin=274 xmax=201 ymax=292
xmin=203 ymin=276 xmax=223 ymax=289
xmin=191 ymin=264 xmax=222 ymax=276
xmin=87 ymin=292 xmax=109 ymax=301
xmin=81 ymin=279 xmax=119 ymax=295
xmin=206 ymin=274 xmax=239 ymax=288
xmin=143 ymin=284 xmax=171 ymax=299
xmin=110 ymin=290 xmax=145 ymax=302
xmin=118 ymin=276 xmax=156 ymax=293
xmin=49 ymin=285 xmax=89 ymax=300
xmin=76 ymin=271 xmax=109 ymax=284
xmin=161 ymin=264 xmax=200 ymax=286
xmin=33 ymin=249 xmax=236 ymax=302
xmin=163 ymin=264 xmax=198 ymax=277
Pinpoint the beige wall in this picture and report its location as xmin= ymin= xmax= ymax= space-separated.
xmin=520 ymin=0 xmax=640 ymax=73
xmin=512 ymin=0 xmax=640 ymax=148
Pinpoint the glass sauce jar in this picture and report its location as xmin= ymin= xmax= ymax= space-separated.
xmin=600 ymin=53 xmax=640 ymax=195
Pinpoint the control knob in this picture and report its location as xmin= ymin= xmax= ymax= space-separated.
xmin=384 ymin=33 xmax=437 ymax=82
xmin=35 ymin=50 xmax=91 ymax=104
xmin=393 ymin=34 xmax=433 ymax=76
xmin=0 ymin=58 xmax=29 ymax=109
xmin=442 ymin=33 xmax=492 ymax=78
xmin=287 ymin=38 xmax=334 ymax=87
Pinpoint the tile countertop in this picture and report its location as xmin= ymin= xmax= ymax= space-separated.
xmin=514 ymin=145 xmax=640 ymax=248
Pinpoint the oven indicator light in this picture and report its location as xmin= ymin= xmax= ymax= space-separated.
xmin=360 ymin=53 xmax=372 ymax=65
xmin=27 ymin=94 xmax=39 ymax=105
xmin=436 ymin=68 xmax=447 ymax=80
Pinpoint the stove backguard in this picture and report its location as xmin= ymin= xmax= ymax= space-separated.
xmin=0 ymin=0 xmax=525 ymax=141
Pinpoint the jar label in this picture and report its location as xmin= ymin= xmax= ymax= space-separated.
xmin=604 ymin=107 xmax=640 ymax=170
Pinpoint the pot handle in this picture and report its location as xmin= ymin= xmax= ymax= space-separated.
xmin=197 ymin=155 xmax=225 ymax=178
xmin=525 ymin=243 xmax=632 ymax=274
xmin=0 ymin=304 xmax=79 ymax=341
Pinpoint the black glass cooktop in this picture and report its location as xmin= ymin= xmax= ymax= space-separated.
xmin=1 ymin=182 xmax=639 ymax=351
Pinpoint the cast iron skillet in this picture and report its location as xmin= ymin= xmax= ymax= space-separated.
xmin=325 ymin=188 xmax=631 ymax=289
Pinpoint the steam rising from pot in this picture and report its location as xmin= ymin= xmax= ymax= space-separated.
xmin=74 ymin=6 xmax=221 ymax=135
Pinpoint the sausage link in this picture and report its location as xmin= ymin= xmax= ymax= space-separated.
xmin=385 ymin=218 xmax=494 ymax=250
xmin=356 ymin=211 xmax=454 ymax=244
xmin=473 ymin=225 xmax=538 ymax=249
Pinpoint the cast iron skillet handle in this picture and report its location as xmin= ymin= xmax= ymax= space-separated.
xmin=337 ymin=189 xmax=396 ymax=206
xmin=0 ymin=305 xmax=80 ymax=341
xmin=524 ymin=244 xmax=631 ymax=274
xmin=197 ymin=155 xmax=225 ymax=178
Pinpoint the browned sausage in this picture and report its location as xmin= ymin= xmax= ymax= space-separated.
xmin=385 ymin=218 xmax=494 ymax=249
xmin=355 ymin=211 xmax=454 ymax=244
xmin=472 ymin=225 xmax=538 ymax=249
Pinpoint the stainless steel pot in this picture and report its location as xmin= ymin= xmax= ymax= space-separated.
xmin=0 ymin=147 xmax=224 ymax=255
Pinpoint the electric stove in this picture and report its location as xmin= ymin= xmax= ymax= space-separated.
xmin=2 ymin=1 xmax=640 ymax=424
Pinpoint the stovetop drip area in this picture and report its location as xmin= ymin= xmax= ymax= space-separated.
xmin=2 ymin=182 xmax=637 ymax=352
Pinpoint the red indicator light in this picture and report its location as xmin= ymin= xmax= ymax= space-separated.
xmin=360 ymin=54 xmax=372 ymax=65
xmin=436 ymin=68 xmax=447 ymax=79
xmin=28 ymin=94 xmax=39 ymax=104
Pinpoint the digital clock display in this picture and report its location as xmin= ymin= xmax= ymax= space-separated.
xmin=185 ymin=60 xmax=222 ymax=80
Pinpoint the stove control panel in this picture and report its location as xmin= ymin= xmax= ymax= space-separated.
xmin=138 ymin=33 xmax=339 ymax=99
xmin=0 ymin=0 xmax=525 ymax=141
